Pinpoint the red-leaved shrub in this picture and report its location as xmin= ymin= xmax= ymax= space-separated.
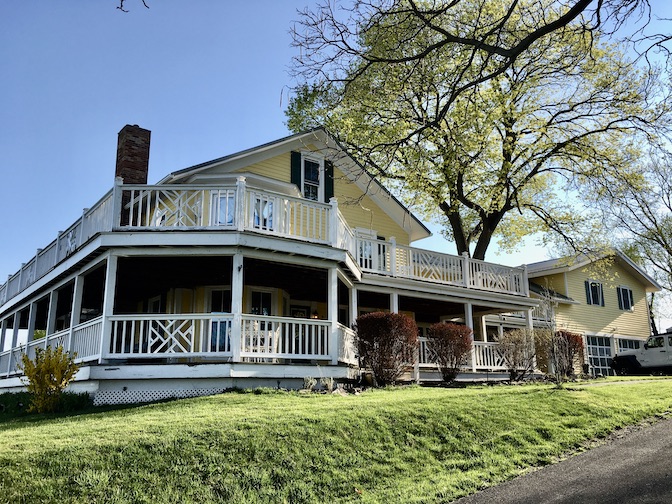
xmin=427 ymin=322 xmax=472 ymax=382
xmin=356 ymin=312 xmax=418 ymax=386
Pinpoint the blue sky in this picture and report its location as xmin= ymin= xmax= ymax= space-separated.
xmin=3 ymin=1 xmax=662 ymax=285
xmin=1 ymin=1 xmax=308 ymax=280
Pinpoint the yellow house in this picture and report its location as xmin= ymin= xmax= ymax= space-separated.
xmin=0 ymin=126 xmax=538 ymax=403
xmin=526 ymin=252 xmax=661 ymax=376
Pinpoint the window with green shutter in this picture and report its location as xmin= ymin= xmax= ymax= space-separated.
xmin=291 ymin=151 xmax=334 ymax=203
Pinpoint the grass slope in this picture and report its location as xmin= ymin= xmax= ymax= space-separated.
xmin=1 ymin=381 xmax=672 ymax=503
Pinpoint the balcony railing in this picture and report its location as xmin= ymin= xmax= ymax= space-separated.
xmin=0 ymin=178 xmax=528 ymax=307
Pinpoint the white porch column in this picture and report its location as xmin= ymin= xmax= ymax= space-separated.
xmin=350 ymin=287 xmax=358 ymax=326
xmin=68 ymin=274 xmax=85 ymax=353
xmin=46 ymin=289 xmax=59 ymax=336
xmin=465 ymin=302 xmax=476 ymax=372
xmin=390 ymin=292 xmax=399 ymax=314
xmin=328 ymin=267 xmax=339 ymax=365
xmin=10 ymin=312 xmax=20 ymax=349
xmin=230 ymin=252 xmax=244 ymax=362
xmin=9 ymin=312 xmax=20 ymax=374
xmin=479 ymin=315 xmax=488 ymax=342
xmin=98 ymin=254 xmax=118 ymax=363
xmin=525 ymin=308 xmax=534 ymax=331
xmin=26 ymin=301 xmax=38 ymax=347
xmin=0 ymin=318 xmax=7 ymax=353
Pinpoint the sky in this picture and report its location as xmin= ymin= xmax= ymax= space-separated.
xmin=1 ymin=1 xmax=669 ymax=328
xmin=0 ymin=0 xmax=551 ymax=283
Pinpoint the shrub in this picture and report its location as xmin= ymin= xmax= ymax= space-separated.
xmin=498 ymin=328 xmax=538 ymax=382
xmin=427 ymin=322 xmax=472 ymax=382
xmin=355 ymin=312 xmax=418 ymax=386
xmin=551 ymin=330 xmax=585 ymax=382
xmin=19 ymin=346 xmax=80 ymax=413
xmin=534 ymin=330 xmax=585 ymax=385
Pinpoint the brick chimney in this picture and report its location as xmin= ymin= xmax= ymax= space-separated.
xmin=115 ymin=124 xmax=150 ymax=184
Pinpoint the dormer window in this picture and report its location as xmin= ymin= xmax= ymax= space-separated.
xmin=291 ymin=151 xmax=334 ymax=203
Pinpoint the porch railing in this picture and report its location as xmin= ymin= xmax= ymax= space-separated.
xmin=0 ymin=178 xmax=529 ymax=307
xmin=337 ymin=323 xmax=358 ymax=366
xmin=240 ymin=315 xmax=331 ymax=360
xmin=0 ymin=317 xmax=103 ymax=378
xmin=418 ymin=339 xmax=509 ymax=372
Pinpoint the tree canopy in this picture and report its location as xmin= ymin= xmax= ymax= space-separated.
xmin=288 ymin=0 xmax=671 ymax=260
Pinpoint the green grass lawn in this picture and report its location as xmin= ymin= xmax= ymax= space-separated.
xmin=1 ymin=380 xmax=672 ymax=503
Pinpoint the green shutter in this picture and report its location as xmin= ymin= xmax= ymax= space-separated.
xmin=291 ymin=151 xmax=302 ymax=190
xmin=585 ymin=281 xmax=591 ymax=305
xmin=600 ymin=284 xmax=605 ymax=307
xmin=324 ymin=160 xmax=334 ymax=202
xmin=629 ymin=289 xmax=634 ymax=310
xmin=617 ymin=287 xmax=624 ymax=310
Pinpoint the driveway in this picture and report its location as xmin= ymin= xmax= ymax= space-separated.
xmin=452 ymin=416 xmax=672 ymax=504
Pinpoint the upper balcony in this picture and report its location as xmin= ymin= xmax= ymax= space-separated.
xmin=0 ymin=177 xmax=528 ymax=307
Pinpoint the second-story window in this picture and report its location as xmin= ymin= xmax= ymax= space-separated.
xmin=303 ymin=158 xmax=321 ymax=201
xmin=291 ymin=151 xmax=334 ymax=203
xmin=585 ymin=280 xmax=604 ymax=306
xmin=617 ymin=286 xmax=634 ymax=311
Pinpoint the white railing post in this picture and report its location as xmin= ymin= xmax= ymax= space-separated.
xmin=389 ymin=237 xmax=397 ymax=276
xmin=464 ymin=302 xmax=476 ymax=372
xmin=112 ymin=176 xmax=124 ymax=229
xmin=522 ymin=265 xmax=529 ymax=296
xmin=462 ymin=252 xmax=471 ymax=288
xmin=235 ymin=176 xmax=246 ymax=232
xmin=329 ymin=197 xmax=339 ymax=247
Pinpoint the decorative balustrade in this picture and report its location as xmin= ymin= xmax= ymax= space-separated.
xmin=353 ymin=235 xmax=528 ymax=296
xmin=418 ymin=338 xmax=510 ymax=372
xmin=240 ymin=315 xmax=331 ymax=360
xmin=0 ymin=178 xmax=529 ymax=308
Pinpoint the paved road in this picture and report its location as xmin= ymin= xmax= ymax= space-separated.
xmin=452 ymin=416 xmax=672 ymax=504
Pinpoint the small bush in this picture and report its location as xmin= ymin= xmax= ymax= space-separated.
xmin=356 ymin=312 xmax=418 ymax=386
xmin=498 ymin=328 xmax=538 ymax=382
xmin=534 ymin=330 xmax=585 ymax=385
xmin=19 ymin=345 xmax=80 ymax=413
xmin=320 ymin=376 xmax=335 ymax=392
xmin=427 ymin=322 xmax=472 ymax=382
xmin=552 ymin=330 xmax=585 ymax=382
xmin=303 ymin=376 xmax=317 ymax=391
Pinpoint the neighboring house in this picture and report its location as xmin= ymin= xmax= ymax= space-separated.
xmin=0 ymin=125 xmax=539 ymax=404
xmin=486 ymin=252 xmax=661 ymax=377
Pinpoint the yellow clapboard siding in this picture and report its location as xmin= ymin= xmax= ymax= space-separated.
xmin=234 ymin=150 xmax=414 ymax=245
xmin=539 ymin=259 xmax=650 ymax=338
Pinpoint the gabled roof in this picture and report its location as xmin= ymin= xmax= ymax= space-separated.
xmin=527 ymin=250 xmax=661 ymax=293
xmin=157 ymin=128 xmax=431 ymax=242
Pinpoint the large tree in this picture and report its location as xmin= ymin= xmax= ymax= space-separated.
xmin=288 ymin=0 xmax=670 ymax=260
xmin=599 ymin=153 xmax=672 ymax=293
